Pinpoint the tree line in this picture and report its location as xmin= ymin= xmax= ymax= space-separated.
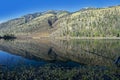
xmin=0 ymin=34 xmax=16 ymax=40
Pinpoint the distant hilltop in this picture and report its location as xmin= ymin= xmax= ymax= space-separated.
xmin=0 ymin=6 xmax=120 ymax=38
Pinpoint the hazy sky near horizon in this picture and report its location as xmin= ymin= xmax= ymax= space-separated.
xmin=0 ymin=0 xmax=120 ymax=23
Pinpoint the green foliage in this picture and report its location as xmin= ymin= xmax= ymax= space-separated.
xmin=117 ymin=33 xmax=119 ymax=37
xmin=51 ymin=6 xmax=120 ymax=37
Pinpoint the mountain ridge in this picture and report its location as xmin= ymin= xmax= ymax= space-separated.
xmin=0 ymin=6 xmax=120 ymax=38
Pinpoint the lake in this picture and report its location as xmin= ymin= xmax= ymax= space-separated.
xmin=0 ymin=39 xmax=120 ymax=80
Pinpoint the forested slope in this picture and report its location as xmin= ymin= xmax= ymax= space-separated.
xmin=51 ymin=6 xmax=120 ymax=37
xmin=0 ymin=6 xmax=120 ymax=37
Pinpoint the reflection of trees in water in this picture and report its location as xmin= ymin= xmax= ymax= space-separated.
xmin=0 ymin=39 xmax=119 ymax=80
xmin=0 ymin=40 xmax=52 ymax=60
xmin=81 ymin=48 xmax=120 ymax=67
xmin=48 ymin=47 xmax=57 ymax=60
xmin=115 ymin=56 xmax=120 ymax=67
xmin=0 ymin=39 xmax=119 ymax=67
xmin=52 ymin=39 xmax=120 ymax=67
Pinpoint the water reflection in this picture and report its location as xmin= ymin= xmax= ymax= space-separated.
xmin=0 ymin=39 xmax=120 ymax=67
xmin=51 ymin=39 xmax=120 ymax=67
xmin=0 ymin=39 xmax=119 ymax=79
xmin=0 ymin=50 xmax=47 ymax=69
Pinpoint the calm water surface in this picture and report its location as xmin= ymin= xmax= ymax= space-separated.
xmin=0 ymin=39 xmax=119 ymax=79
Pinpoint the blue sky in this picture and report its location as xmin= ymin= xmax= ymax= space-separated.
xmin=0 ymin=0 xmax=120 ymax=23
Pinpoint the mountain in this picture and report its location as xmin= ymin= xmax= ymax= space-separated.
xmin=0 ymin=6 xmax=120 ymax=37
xmin=0 ymin=13 xmax=41 ymax=30
xmin=51 ymin=6 xmax=120 ymax=37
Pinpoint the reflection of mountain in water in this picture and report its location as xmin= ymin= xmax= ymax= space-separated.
xmin=0 ymin=39 xmax=119 ymax=67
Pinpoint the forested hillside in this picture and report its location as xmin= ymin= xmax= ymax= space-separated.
xmin=0 ymin=6 xmax=120 ymax=38
xmin=0 ymin=11 xmax=69 ymax=36
xmin=51 ymin=6 xmax=120 ymax=37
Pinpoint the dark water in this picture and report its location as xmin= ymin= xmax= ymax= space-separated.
xmin=0 ymin=39 xmax=120 ymax=79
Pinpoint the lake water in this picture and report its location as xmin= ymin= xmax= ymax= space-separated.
xmin=0 ymin=39 xmax=120 ymax=80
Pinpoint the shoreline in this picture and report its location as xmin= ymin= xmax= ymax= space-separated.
xmin=54 ymin=37 xmax=120 ymax=40
xmin=18 ymin=36 xmax=120 ymax=40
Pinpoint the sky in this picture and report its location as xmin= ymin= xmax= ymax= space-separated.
xmin=0 ymin=0 xmax=120 ymax=23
